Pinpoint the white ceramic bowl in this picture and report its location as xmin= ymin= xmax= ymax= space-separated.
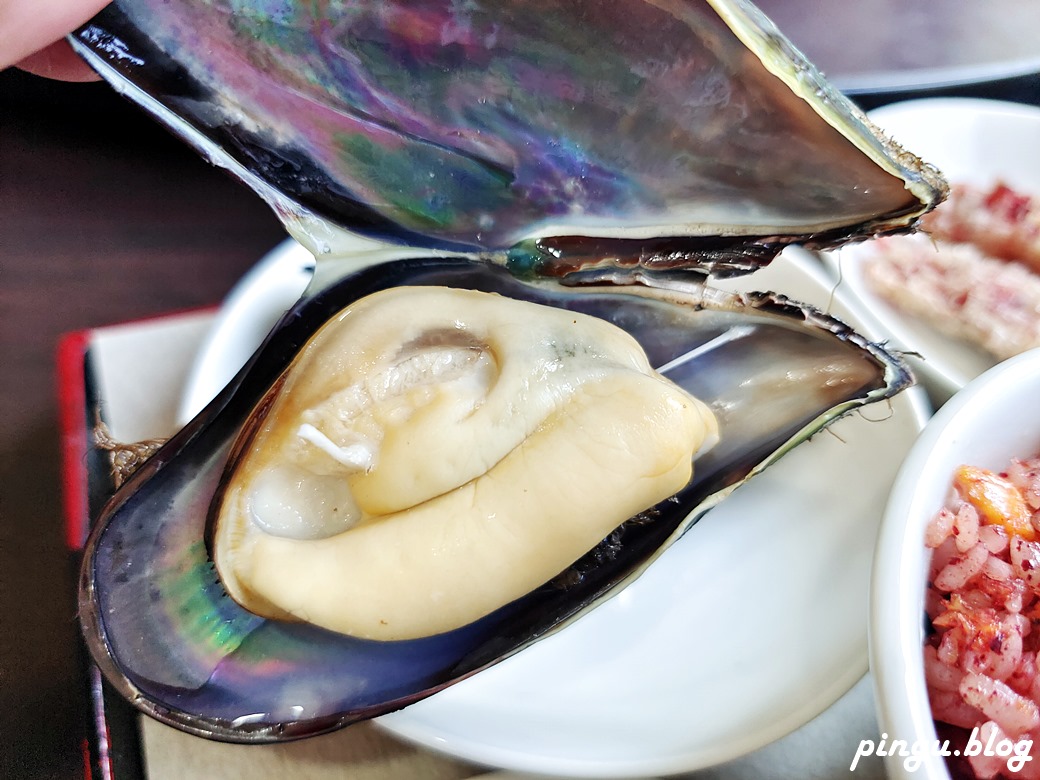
xmin=871 ymin=348 xmax=1040 ymax=780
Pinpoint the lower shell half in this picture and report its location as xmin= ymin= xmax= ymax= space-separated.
xmin=79 ymin=256 xmax=911 ymax=742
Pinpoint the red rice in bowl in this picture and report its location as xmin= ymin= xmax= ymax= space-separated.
xmin=925 ymin=452 xmax=1040 ymax=778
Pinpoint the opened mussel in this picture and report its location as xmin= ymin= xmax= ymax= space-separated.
xmin=74 ymin=0 xmax=944 ymax=743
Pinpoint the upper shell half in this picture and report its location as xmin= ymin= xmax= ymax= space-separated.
xmin=71 ymin=0 xmax=945 ymax=268
xmin=73 ymin=0 xmax=942 ymax=746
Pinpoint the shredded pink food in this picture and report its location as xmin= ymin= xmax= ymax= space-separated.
xmin=925 ymin=453 xmax=1040 ymax=778
xmin=924 ymin=182 xmax=1040 ymax=273
xmin=863 ymin=181 xmax=1040 ymax=361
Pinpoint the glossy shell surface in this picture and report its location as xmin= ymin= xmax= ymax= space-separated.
xmin=72 ymin=0 xmax=944 ymax=264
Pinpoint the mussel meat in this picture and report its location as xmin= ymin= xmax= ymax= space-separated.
xmin=212 ymin=285 xmax=719 ymax=641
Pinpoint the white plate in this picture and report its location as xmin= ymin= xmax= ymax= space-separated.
xmin=753 ymin=0 xmax=1040 ymax=95
xmin=821 ymin=98 xmax=1040 ymax=406
xmin=181 ymin=244 xmax=929 ymax=777
xmin=177 ymin=240 xmax=314 ymax=425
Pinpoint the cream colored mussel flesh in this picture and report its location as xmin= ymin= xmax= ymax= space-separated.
xmin=213 ymin=286 xmax=718 ymax=641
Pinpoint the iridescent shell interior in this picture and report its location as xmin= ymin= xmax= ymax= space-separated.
xmin=73 ymin=0 xmax=944 ymax=264
xmin=70 ymin=0 xmax=946 ymax=745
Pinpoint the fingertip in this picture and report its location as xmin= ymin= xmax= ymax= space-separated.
xmin=14 ymin=41 xmax=101 ymax=83
xmin=1 ymin=0 xmax=112 ymax=73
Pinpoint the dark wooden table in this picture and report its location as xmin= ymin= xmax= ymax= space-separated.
xmin=3 ymin=24 xmax=1040 ymax=780
xmin=0 ymin=67 xmax=285 ymax=780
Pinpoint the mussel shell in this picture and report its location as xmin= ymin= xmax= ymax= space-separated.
xmin=80 ymin=257 xmax=910 ymax=741
xmin=71 ymin=0 xmax=945 ymax=265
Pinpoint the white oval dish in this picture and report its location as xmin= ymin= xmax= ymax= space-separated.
xmin=822 ymin=98 xmax=1040 ymax=406
xmin=181 ymin=243 xmax=929 ymax=776
xmin=177 ymin=240 xmax=314 ymax=426
xmin=752 ymin=0 xmax=1040 ymax=96
xmin=871 ymin=348 xmax=1040 ymax=780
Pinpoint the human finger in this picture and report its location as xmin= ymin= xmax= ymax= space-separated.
xmin=14 ymin=39 xmax=102 ymax=81
xmin=0 ymin=0 xmax=110 ymax=75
